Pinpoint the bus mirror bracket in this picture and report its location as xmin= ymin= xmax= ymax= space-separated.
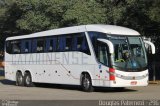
xmin=97 ymin=39 xmax=114 ymax=54
xmin=144 ymin=40 xmax=155 ymax=54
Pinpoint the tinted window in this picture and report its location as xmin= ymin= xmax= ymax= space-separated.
xmin=77 ymin=36 xmax=84 ymax=50
xmin=46 ymin=37 xmax=57 ymax=52
xmin=73 ymin=33 xmax=90 ymax=55
xmin=6 ymin=33 xmax=91 ymax=55
xmin=65 ymin=36 xmax=72 ymax=51
xmin=36 ymin=39 xmax=45 ymax=52
xmin=88 ymin=32 xmax=107 ymax=53
xmin=32 ymin=39 xmax=37 ymax=53
xmin=97 ymin=42 xmax=109 ymax=66
xmin=6 ymin=41 xmax=12 ymax=54
xmin=21 ymin=40 xmax=31 ymax=53
xmin=45 ymin=33 xmax=90 ymax=55
xmin=11 ymin=40 xmax=21 ymax=54
xmin=57 ymin=36 xmax=65 ymax=52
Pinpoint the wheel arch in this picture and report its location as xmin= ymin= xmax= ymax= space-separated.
xmin=80 ymin=71 xmax=94 ymax=85
xmin=16 ymin=70 xmax=22 ymax=78
xmin=24 ymin=70 xmax=33 ymax=77
xmin=24 ymin=70 xmax=31 ymax=75
xmin=16 ymin=70 xmax=22 ymax=73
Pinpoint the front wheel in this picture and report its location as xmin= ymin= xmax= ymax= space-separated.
xmin=24 ymin=72 xmax=35 ymax=87
xmin=81 ymin=74 xmax=94 ymax=92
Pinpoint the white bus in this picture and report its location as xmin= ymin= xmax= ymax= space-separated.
xmin=5 ymin=25 xmax=155 ymax=92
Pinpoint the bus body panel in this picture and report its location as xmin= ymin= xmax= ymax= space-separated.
xmin=5 ymin=51 xmax=97 ymax=85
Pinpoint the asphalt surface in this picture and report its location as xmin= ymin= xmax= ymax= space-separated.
xmin=0 ymin=69 xmax=160 ymax=106
xmin=0 ymin=79 xmax=160 ymax=100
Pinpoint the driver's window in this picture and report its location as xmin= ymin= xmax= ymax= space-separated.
xmin=96 ymin=42 xmax=109 ymax=66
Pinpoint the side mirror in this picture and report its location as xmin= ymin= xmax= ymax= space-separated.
xmin=144 ymin=40 xmax=155 ymax=54
xmin=97 ymin=39 xmax=114 ymax=54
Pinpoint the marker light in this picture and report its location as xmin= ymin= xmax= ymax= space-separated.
xmin=109 ymin=68 xmax=115 ymax=80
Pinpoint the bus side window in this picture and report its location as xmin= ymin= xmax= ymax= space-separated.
xmin=72 ymin=37 xmax=77 ymax=51
xmin=53 ymin=37 xmax=57 ymax=51
xmin=74 ymin=33 xmax=91 ymax=55
xmin=37 ymin=39 xmax=45 ymax=53
xmin=77 ymin=36 xmax=83 ymax=50
xmin=21 ymin=40 xmax=31 ymax=53
xmin=11 ymin=40 xmax=21 ymax=54
xmin=65 ymin=36 xmax=72 ymax=51
xmin=32 ymin=39 xmax=37 ymax=53
xmin=58 ymin=36 xmax=65 ymax=52
xmin=46 ymin=38 xmax=53 ymax=52
xmin=6 ymin=41 xmax=12 ymax=54
xmin=46 ymin=37 xmax=57 ymax=52
xmin=97 ymin=42 xmax=109 ymax=66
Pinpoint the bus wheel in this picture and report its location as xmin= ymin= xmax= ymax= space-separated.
xmin=81 ymin=74 xmax=94 ymax=92
xmin=16 ymin=72 xmax=24 ymax=86
xmin=24 ymin=72 xmax=34 ymax=87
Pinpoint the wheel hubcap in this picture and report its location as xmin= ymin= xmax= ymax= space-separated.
xmin=83 ymin=78 xmax=90 ymax=89
xmin=18 ymin=75 xmax=22 ymax=84
xmin=26 ymin=76 xmax=31 ymax=85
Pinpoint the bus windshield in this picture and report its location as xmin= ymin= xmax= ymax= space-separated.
xmin=88 ymin=32 xmax=147 ymax=72
xmin=110 ymin=36 xmax=147 ymax=71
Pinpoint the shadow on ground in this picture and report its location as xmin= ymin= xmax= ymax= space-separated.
xmin=0 ymin=78 xmax=137 ymax=92
xmin=34 ymin=83 xmax=137 ymax=93
xmin=0 ymin=79 xmax=15 ymax=85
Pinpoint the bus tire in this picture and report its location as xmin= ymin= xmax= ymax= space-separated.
xmin=16 ymin=71 xmax=24 ymax=86
xmin=24 ymin=72 xmax=35 ymax=87
xmin=81 ymin=73 xmax=94 ymax=92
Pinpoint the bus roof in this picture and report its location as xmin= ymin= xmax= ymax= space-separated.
xmin=6 ymin=24 xmax=140 ymax=40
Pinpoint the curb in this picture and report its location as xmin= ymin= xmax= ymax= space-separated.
xmin=149 ymin=81 xmax=159 ymax=84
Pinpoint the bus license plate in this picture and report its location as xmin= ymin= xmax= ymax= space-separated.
xmin=131 ymin=81 xmax=137 ymax=85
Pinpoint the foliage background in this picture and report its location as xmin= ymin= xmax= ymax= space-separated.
xmin=0 ymin=0 xmax=160 ymax=52
xmin=0 ymin=0 xmax=160 ymax=79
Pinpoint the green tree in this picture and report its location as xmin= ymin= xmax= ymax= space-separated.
xmin=0 ymin=0 xmax=160 ymax=47
xmin=0 ymin=0 xmax=16 ymax=51
xmin=1 ymin=0 xmax=160 ymax=36
xmin=123 ymin=0 xmax=160 ymax=36
xmin=16 ymin=0 xmax=75 ymax=32
xmin=63 ymin=0 xmax=107 ymax=26
xmin=148 ymin=0 xmax=160 ymax=23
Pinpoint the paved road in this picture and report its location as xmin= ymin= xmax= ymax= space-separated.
xmin=0 ymin=79 xmax=160 ymax=100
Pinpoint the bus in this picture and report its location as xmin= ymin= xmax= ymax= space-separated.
xmin=5 ymin=25 xmax=155 ymax=92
